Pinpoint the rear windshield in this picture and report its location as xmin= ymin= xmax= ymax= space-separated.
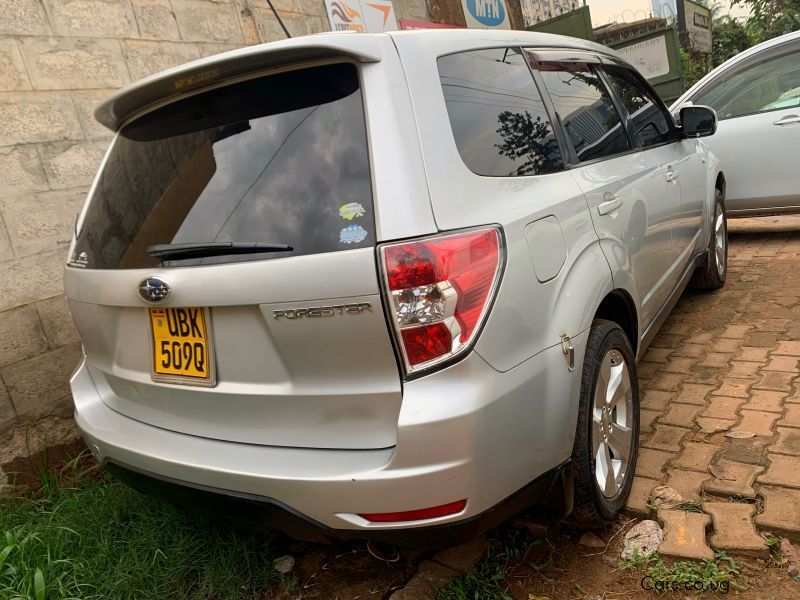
xmin=71 ymin=62 xmax=375 ymax=269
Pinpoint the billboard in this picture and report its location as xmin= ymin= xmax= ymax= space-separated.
xmin=461 ymin=0 xmax=511 ymax=29
xmin=679 ymin=0 xmax=712 ymax=53
xmin=616 ymin=35 xmax=671 ymax=79
xmin=325 ymin=0 xmax=399 ymax=32
xmin=399 ymin=19 xmax=463 ymax=29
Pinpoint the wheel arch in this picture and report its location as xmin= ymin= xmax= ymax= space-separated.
xmin=593 ymin=290 xmax=639 ymax=358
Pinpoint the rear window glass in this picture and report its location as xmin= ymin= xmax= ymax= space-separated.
xmin=437 ymin=48 xmax=564 ymax=177
xmin=71 ymin=62 xmax=374 ymax=270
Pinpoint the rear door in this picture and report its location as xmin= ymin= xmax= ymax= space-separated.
xmin=687 ymin=37 xmax=800 ymax=213
xmin=533 ymin=55 xmax=680 ymax=329
xmin=64 ymin=59 xmax=416 ymax=450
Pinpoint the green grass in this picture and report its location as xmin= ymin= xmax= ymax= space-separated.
xmin=0 ymin=456 xmax=289 ymax=600
xmin=620 ymin=550 xmax=741 ymax=594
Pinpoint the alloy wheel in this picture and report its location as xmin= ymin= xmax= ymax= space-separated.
xmin=715 ymin=202 xmax=727 ymax=278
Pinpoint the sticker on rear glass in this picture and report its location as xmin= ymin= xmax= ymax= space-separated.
xmin=69 ymin=250 xmax=88 ymax=268
xmin=339 ymin=224 xmax=368 ymax=245
xmin=339 ymin=202 xmax=366 ymax=221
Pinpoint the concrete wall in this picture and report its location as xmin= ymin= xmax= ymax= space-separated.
xmin=0 ymin=0 xmax=437 ymax=443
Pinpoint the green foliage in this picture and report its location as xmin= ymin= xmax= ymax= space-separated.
xmin=732 ymin=0 xmax=800 ymax=43
xmin=620 ymin=550 xmax=741 ymax=593
xmin=0 ymin=460 xmax=286 ymax=599
xmin=712 ymin=16 xmax=754 ymax=66
xmin=681 ymin=49 xmax=712 ymax=89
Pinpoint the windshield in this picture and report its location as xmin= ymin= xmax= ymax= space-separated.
xmin=71 ymin=62 xmax=375 ymax=269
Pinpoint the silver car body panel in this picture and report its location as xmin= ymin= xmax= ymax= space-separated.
xmin=67 ymin=29 xmax=721 ymax=534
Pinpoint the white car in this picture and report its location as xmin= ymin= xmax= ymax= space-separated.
xmin=672 ymin=30 xmax=800 ymax=217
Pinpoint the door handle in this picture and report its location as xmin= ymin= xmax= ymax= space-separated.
xmin=598 ymin=193 xmax=622 ymax=215
xmin=773 ymin=114 xmax=800 ymax=126
xmin=665 ymin=170 xmax=679 ymax=182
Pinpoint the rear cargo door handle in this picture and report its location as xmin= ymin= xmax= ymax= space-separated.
xmin=598 ymin=193 xmax=622 ymax=215
xmin=773 ymin=114 xmax=800 ymax=126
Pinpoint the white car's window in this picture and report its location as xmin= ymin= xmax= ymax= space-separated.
xmin=438 ymin=48 xmax=564 ymax=177
xmin=692 ymin=47 xmax=800 ymax=119
xmin=539 ymin=64 xmax=632 ymax=163
xmin=602 ymin=66 xmax=679 ymax=148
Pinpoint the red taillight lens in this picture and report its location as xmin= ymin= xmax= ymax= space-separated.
xmin=359 ymin=499 xmax=467 ymax=523
xmin=381 ymin=228 xmax=503 ymax=374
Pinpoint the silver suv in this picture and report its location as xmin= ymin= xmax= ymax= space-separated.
xmin=66 ymin=30 xmax=726 ymax=546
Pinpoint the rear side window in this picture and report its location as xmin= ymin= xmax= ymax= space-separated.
xmin=692 ymin=47 xmax=800 ymax=119
xmin=72 ymin=62 xmax=374 ymax=270
xmin=438 ymin=48 xmax=564 ymax=177
xmin=602 ymin=65 xmax=678 ymax=148
xmin=539 ymin=64 xmax=631 ymax=163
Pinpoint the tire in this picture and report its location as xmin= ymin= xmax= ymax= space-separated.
xmin=690 ymin=189 xmax=727 ymax=290
xmin=571 ymin=319 xmax=639 ymax=528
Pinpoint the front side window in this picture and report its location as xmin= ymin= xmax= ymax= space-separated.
xmin=539 ymin=64 xmax=631 ymax=163
xmin=602 ymin=65 xmax=678 ymax=148
xmin=438 ymin=48 xmax=564 ymax=177
xmin=692 ymin=46 xmax=800 ymax=119
xmin=72 ymin=62 xmax=374 ymax=270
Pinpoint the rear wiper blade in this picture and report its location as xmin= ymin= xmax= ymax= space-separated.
xmin=147 ymin=242 xmax=293 ymax=261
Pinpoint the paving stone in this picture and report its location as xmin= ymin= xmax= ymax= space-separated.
xmin=673 ymin=442 xmax=718 ymax=472
xmin=764 ymin=355 xmax=800 ymax=372
xmin=737 ymin=347 xmax=771 ymax=362
xmin=388 ymin=560 xmax=456 ymax=599
xmin=44 ymin=0 xmax=138 ymax=37
xmin=0 ymin=92 xmax=83 ymax=146
xmin=743 ymin=389 xmax=785 ymax=414
xmin=171 ymin=0 xmax=245 ymax=43
xmin=652 ymin=334 xmax=684 ymax=349
xmin=121 ymin=40 xmax=200 ymax=81
xmin=433 ymin=537 xmax=487 ymax=572
xmin=732 ymin=410 xmax=778 ymax=437
xmin=0 ymin=382 xmax=15 ymax=424
xmin=753 ymin=371 xmax=796 ymax=392
xmin=643 ymin=347 xmax=672 ymax=363
xmin=701 ymin=396 xmax=742 ymax=419
xmin=643 ymin=425 xmax=689 ymax=452
xmin=712 ymin=378 xmax=756 ymax=398
xmin=773 ymin=341 xmax=800 ymax=356
xmin=779 ymin=404 xmax=800 ymax=428
xmin=19 ymin=37 xmax=130 ymax=90
xmin=648 ymin=373 xmax=684 ymax=392
xmin=695 ymin=417 xmax=735 ymax=434
xmin=727 ymin=361 xmax=762 ymax=378
xmin=659 ymin=403 xmax=702 ymax=428
xmin=704 ymin=459 xmax=764 ymax=499
xmin=0 ymin=305 xmax=48 ymax=367
xmin=658 ymin=509 xmax=714 ymax=560
xmin=39 ymin=141 xmax=108 ymax=190
xmin=675 ymin=383 xmax=715 ymax=405
xmin=684 ymin=369 xmax=720 ymax=385
xmin=720 ymin=324 xmax=751 ymax=339
xmin=661 ymin=357 xmax=695 ymax=374
xmin=759 ymin=454 xmax=800 ymax=489
xmin=687 ymin=332 xmax=714 ymax=344
xmin=664 ymin=469 xmax=708 ymax=500
xmin=698 ymin=352 xmax=732 ymax=368
xmin=625 ymin=477 xmax=656 ymax=517
xmin=703 ymin=502 xmax=769 ymax=557
xmin=0 ymin=0 xmax=51 ymax=35
xmin=640 ymin=409 xmax=660 ymax=432
xmin=746 ymin=332 xmax=780 ymax=347
xmin=0 ymin=145 xmax=48 ymax=196
xmin=640 ymin=389 xmax=674 ymax=410
xmin=756 ymin=486 xmax=800 ymax=541
xmin=713 ymin=338 xmax=742 ymax=353
xmin=0 ymin=250 xmax=68 ymax=312
xmin=636 ymin=448 xmax=675 ymax=480
xmin=638 ymin=361 xmax=660 ymax=378
xmin=672 ymin=343 xmax=707 ymax=358
xmin=771 ymin=428 xmax=800 ymax=456
xmin=1 ymin=189 xmax=86 ymax=258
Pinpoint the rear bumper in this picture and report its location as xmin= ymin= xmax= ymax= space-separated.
xmin=72 ymin=335 xmax=586 ymax=545
xmin=104 ymin=459 xmax=569 ymax=548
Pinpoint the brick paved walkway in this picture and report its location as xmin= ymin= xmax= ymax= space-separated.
xmin=627 ymin=215 xmax=800 ymax=557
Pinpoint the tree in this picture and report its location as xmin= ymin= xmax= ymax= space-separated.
xmin=712 ymin=15 xmax=753 ymax=66
xmin=732 ymin=0 xmax=800 ymax=42
xmin=494 ymin=110 xmax=562 ymax=177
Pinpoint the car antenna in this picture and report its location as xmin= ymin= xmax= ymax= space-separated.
xmin=265 ymin=0 xmax=292 ymax=38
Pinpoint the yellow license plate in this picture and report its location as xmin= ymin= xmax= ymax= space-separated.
xmin=149 ymin=307 xmax=214 ymax=385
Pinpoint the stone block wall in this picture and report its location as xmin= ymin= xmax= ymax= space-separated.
xmin=0 ymin=0 xmax=434 ymax=441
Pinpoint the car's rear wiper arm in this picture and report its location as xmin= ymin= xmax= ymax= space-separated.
xmin=147 ymin=242 xmax=293 ymax=261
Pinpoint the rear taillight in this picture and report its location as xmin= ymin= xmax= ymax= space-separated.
xmin=380 ymin=227 xmax=503 ymax=375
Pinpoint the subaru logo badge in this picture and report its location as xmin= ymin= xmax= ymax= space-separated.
xmin=138 ymin=277 xmax=171 ymax=304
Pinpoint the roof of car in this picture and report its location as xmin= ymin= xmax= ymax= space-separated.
xmin=95 ymin=29 xmax=627 ymax=131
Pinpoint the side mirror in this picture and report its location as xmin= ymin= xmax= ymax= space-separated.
xmin=680 ymin=105 xmax=717 ymax=138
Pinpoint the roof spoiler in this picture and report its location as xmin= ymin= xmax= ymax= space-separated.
xmin=95 ymin=34 xmax=383 ymax=131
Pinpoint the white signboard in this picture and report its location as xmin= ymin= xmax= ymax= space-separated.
xmin=617 ymin=35 xmax=670 ymax=80
xmin=683 ymin=0 xmax=712 ymax=53
xmin=461 ymin=0 xmax=511 ymax=30
xmin=324 ymin=0 xmax=398 ymax=32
